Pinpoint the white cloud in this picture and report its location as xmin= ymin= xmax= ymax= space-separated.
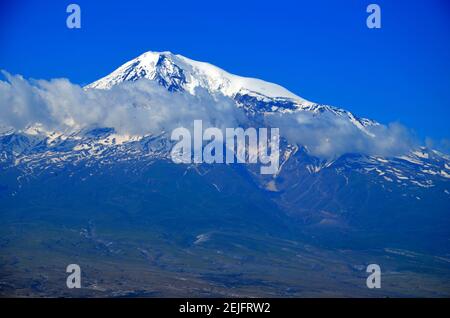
xmin=0 ymin=72 xmax=419 ymax=158
xmin=0 ymin=72 xmax=244 ymax=136
xmin=266 ymin=111 xmax=418 ymax=158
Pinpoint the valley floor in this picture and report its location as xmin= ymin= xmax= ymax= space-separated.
xmin=1 ymin=223 xmax=449 ymax=298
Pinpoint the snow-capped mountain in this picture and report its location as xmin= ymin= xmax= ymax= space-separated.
xmin=87 ymin=51 xmax=377 ymax=132
xmin=1 ymin=51 xmax=449 ymax=240
xmin=2 ymin=51 xmax=449 ymax=186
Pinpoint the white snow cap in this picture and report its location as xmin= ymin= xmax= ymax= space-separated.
xmin=87 ymin=51 xmax=312 ymax=104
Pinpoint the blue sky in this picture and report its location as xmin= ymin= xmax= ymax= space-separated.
xmin=1 ymin=0 xmax=449 ymax=143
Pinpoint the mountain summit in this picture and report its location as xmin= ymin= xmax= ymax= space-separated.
xmin=87 ymin=51 xmax=312 ymax=103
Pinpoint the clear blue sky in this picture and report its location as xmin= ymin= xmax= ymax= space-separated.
xmin=1 ymin=0 xmax=449 ymax=142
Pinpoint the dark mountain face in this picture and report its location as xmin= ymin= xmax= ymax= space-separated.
xmin=1 ymin=143 xmax=449 ymax=297
xmin=1 ymin=51 xmax=449 ymax=297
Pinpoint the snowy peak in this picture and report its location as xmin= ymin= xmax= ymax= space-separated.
xmin=85 ymin=51 xmax=377 ymax=131
xmin=86 ymin=51 xmax=181 ymax=90
xmin=86 ymin=51 xmax=312 ymax=104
